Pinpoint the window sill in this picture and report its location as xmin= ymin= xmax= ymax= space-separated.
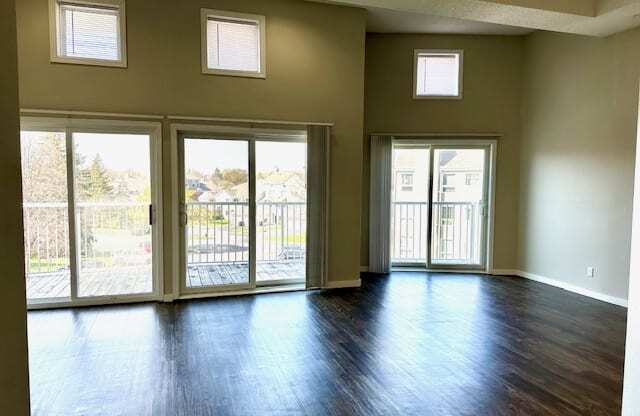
xmin=50 ymin=56 xmax=127 ymax=68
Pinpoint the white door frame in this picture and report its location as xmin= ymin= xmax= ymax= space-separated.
xmin=170 ymin=123 xmax=307 ymax=300
xmin=21 ymin=117 xmax=164 ymax=309
xmin=389 ymin=137 xmax=497 ymax=274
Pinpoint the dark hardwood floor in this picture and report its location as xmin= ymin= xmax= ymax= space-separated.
xmin=27 ymin=272 xmax=627 ymax=415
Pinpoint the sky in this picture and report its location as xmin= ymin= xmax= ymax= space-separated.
xmin=185 ymin=138 xmax=307 ymax=173
xmin=23 ymin=131 xmax=306 ymax=175
xmin=74 ymin=133 xmax=151 ymax=173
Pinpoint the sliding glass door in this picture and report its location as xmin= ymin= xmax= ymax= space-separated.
xmin=391 ymin=142 xmax=491 ymax=270
xmin=21 ymin=131 xmax=72 ymax=300
xmin=430 ymin=147 xmax=487 ymax=267
xmin=73 ymin=133 xmax=155 ymax=297
xmin=20 ymin=119 xmax=162 ymax=307
xmin=182 ymin=138 xmax=251 ymax=290
xmin=255 ymin=140 xmax=307 ymax=286
xmin=179 ymin=133 xmax=307 ymax=295
xmin=390 ymin=143 xmax=430 ymax=266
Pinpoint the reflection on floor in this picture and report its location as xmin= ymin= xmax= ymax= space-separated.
xmin=27 ymin=272 xmax=626 ymax=415
xmin=187 ymin=260 xmax=305 ymax=287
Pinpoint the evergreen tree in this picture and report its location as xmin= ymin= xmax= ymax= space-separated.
xmin=78 ymin=154 xmax=114 ymax=201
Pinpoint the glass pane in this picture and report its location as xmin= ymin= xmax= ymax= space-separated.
xmin=184 ymin=139 xmax=250 ymax=288
xmin=416 ymin=54 xmax=459 ymax=96
xmin=391 ymin=145 xmax=429 ymax=264
xmin=20 ymin=131 xmax=71 ymax=300
xmin=73 ymin=133 xmax=153 ymax=297
xmin=256 ymin=141 xmax=307 ymax=284
xmin=59 ymin=4 xmax=120 ymax=61
xmin=431 ymin=149 xmax=485 ymax=265
xmin=207 ymin=18 xmax=260 ymax=72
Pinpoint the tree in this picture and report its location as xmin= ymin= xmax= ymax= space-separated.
xmin=20 ymin=132 xmax=71 ymax=271
xmin=78 ymin=154 xmax=114 ymax=201
xmin=221 ymin=169 xmax=248 ymax=187
xmin=21 ymin=132 xmax=68 ymax=203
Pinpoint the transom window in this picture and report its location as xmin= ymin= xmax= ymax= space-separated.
xmin=413 ymin=50 xmax=463 ymax=99
xmin=201 ymin=9 xmax=266 ymax=78
xmin=49 ymin=0 xmax=127 ymax=67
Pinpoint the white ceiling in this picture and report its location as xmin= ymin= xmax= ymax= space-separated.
xmin=366 ymin=7 xmax=534 ymax=35
xmin=310 ymin=0 xmax=640 ymax=37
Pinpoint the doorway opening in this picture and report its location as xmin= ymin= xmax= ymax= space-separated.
xmin=20 ymin=117 xmax=164 ymax=308
xmin=391 ymin=140 xmax=494 ymax=271
xmin=179 ymin=130 xmax=307 ymax=295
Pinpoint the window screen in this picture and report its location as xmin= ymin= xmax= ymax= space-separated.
xmin=206 ymin=16 xmax=261 ymax=73
xmin=57 ymin=2 xmax=121 ymax=61
xmin=415 ymin=52 xmax=461 ymax=97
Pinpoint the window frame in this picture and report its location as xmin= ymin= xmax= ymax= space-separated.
xmin=441 ymin=173 xmax=456 ymax=193
xmin=413 ymin=49 xmax=463 ymax=100
xmin=48 ymin=0 xmax=127 ymax=68
xmin=200 ymin=8 xmax=267 ymax=79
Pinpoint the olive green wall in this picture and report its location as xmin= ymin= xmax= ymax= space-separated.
xmin=519 ymin=29 xmax=639 ymax=300
xmin=363 ymin=34 xmax=524 ymax=270
xmin=0 ymin=0 xmax=31 ymax=414
xmin=16 ymin=0 xmax=366 ymax=288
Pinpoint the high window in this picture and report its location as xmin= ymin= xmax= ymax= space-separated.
xmin=201 ymin=9 xmax=266 ymax=78
xmin=49 ymin=0 xmax=126 ymax=67
xmin=414 ymin=50 xmax=463 ymax=99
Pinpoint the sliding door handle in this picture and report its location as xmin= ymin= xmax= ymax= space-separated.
xmin=180 ymin=211 xmax=188 ymax=226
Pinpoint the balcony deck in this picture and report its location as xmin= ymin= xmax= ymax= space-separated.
xmin=26 ymin=260 xmax=305 ymax=300
xmin=187 ymin=260 xmax=305 ymax=287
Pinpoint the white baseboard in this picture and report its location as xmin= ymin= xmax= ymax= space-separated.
xmin=162 ymin=294 xmax=175 ymax=302
xmin=325 ymin=278 xmax=362 ymax=289
xmin=360 ymin=266 xmax=369 ymax=272
xmin=491 ymin=269 xmax=628 ymax=308
xmin=491 ymin=269 xmax=520 ymax=276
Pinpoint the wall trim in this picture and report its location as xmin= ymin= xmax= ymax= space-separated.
xmin=360 ymin=266 xmax=369 ymax=272
xmin=20 ymin=108 xmax=164 ymax=120
xmin=491 ymin=269 xmax=628 ymax=308
xmin=369 ymin=132 xmax=503 ymax=138
xmin=167 ymin=114 xmax=333 ymax=127
xmin=324 ymin=278 xmax=361 ymax=289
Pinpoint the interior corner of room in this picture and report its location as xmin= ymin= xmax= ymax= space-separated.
xmin=3 ymin=0 xmax=640 ymax=414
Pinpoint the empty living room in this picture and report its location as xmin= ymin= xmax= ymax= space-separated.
xmin=3 ymin=0 xmax=640 ymax=414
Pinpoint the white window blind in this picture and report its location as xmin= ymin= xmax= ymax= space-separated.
xmin=58 ymin=2 xmax=121 ymax=61
xmin=206 ymin=17 xmax=261 ymax=73
xmin=415 ymin=53 xmax=461 ymax=97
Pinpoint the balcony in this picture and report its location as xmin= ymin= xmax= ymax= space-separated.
xmin=391 ymin=201 xmax=482 ymax=265
xmin=185 ymin=201 xmax=306 ymax=287
xmin=23 ymin=201 xmax=306 ymax=300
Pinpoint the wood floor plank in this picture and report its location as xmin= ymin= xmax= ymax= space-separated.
xmin=27 ymin=272 xmax=626 ymax=415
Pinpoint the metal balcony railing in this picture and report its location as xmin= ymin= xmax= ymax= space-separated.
xmin=185 ymin=202 xmax=306 ymax=265
xmin=22 ymin=202 xmax=152 ymax=276
xmin=22 ymin=201 xmax=308 ymax=278
xmin=391 ymin=201 xmax=481 ymax=265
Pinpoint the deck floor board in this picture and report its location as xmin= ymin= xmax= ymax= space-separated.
xmin=26 ymin=261 xmax=305 ymax=299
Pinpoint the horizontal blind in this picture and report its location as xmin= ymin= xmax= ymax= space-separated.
xmin=207 ymin=17 xmax=260 ymax=72
xmin=416 ymin=54 xmax=459 ymax=96
xmin=59 ymin=3 xmax=120 ymax=61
